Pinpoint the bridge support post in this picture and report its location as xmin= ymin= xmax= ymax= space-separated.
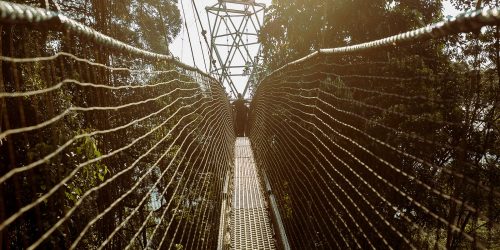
xmin=263 ymin=171 xmax=291 ymax=250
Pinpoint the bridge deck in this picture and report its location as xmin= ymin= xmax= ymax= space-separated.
xmin=231 ymin=137 xmax=275 ymax=249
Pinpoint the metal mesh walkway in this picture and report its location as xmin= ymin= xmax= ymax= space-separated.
xmin=231 ymin=137 xmax=275 ymax=249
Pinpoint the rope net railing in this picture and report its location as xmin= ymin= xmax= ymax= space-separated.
xmin=0 ymin=2 xmax=234 ymax=249
xmin=250 ymin=7 xmax=500 ymax=249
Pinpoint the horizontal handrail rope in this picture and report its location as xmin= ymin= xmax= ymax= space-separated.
xmin=249 ymin=109 xmax=355 ymax=248
xmin=179 ymin=116 xmax=234 ymax=249
xmin=267 ymin=60 xmax=394 ymax=73
xmin=72 ymin=118 xmax=206 ymax=247
xmin=263 ymin=57 xmax=393 ymax=75
xmin=0 ymin=77 xmax=198 ymax=98
xmin=170 ymin=101 xmax=234 ymax=246
xmin=262 ymin=89 xmax=478 ymax=218
xmin=255 ymin=93 xmax=417 ymax=248
xmin=257 ymin=91 xmax=482 ymax=246
xmin=0 ymin=52 xmax=193 ymax=82
xmin=253 ymin=109 xmax=362 ymax=249
xmin=0 ymin=94 xmax=202 ymax=232
xmin=27 ymin=97 xmax=213 ymax=249
xmin=250 ymin=99 xmax=353 ymax=247
xmin=266 ymin=62 xmax=480 ymax=114
xmin=264 ymin=66 xmax=463 ymax=109
xmin=0 ymin=1 xmax=212 ymax=79
xmin=197 ymin=165 xmax=225 ymax=250
xmin=263 ymin=61 xmax=325 ymax=81
xmin=114 ymin=104 xmax=229 ymax=247
xmin=261 ymin=84 xmax=500 ymax=198
xmin=45 ymin=98 xmax=218 ymax=250
xmin=0 ymin=89 xmax=199 ymax=185
xmin=171 ymin=138 xmax=227 ymax=250
xmin=145 ymin=115 xmax=227 ymax=249
xmin=252 ymin=100 xmax=399 ymax=249
xmin=310 ymin=89 xmax=500 ymax=198
xmin=264 ymin=91 xmax=489 ymax=150
xmin=183 ymin=132 xmax=233 ymax=250
xmin=98 ymin=105 xmax=226 ymax=249
xmin=263 ymin=60 xmax=412 ymax=85
xmin=158 ymin=114 xmax=229 ymax=250
xmin=181 ymin=139 xmax=230 ymax=248
xmin=250 ymin=95 xmax=332 ymax=249
xmin=263 ymin=74 xmax=485 ymax=126
xmin=250 ymin=129 xmax=308 ymax=249
xmin=270 ymin=69 xmax=417 ymax=83
xmin=250 ymin=101 xmax=359 ymax=248
xmin=168 ymin=132 xmax=228 ymax=250
xmin=263 ymin=7 xmax=500 ymax=81
xmin=0 ymin=86 xmax=198 ymax=140
xmin=0 ymin=2 xmax=233 ymax=248
xmin=255 ymin=79 xmax=495 ymax=242
xmin=254 ymin=113 xmax=424 ymax=249
xmin=130 ymin=85 xmax=232 ymax=249
xmin=262 ymin=115 xmax=392 ymax=249
xmin=314 ymin=83 xmax=494 ymax=138
xmin=254 ymin=91 xmax=448 ymax=247
xmin=0 ymin=51 xmax=177 ymax=73
xmin=251 ymin=119 xmax=321 ymax=250
xmin=254 ymin=94 xmax=446 ymax=248
xmin=313 ymin=85 xmax=500 ymax=199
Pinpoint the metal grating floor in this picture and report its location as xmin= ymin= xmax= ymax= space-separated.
xmin=231 ymin=137 xmax=275 ymax=249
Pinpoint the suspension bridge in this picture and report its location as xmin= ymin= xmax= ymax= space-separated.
xmin=0 ymin=1 xmax=499 ymax=249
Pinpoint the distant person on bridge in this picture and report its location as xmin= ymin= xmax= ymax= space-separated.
xmin=233 ymin=93 xmax=249 ymax=137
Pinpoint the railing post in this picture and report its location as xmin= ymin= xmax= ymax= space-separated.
xmin=262 ymin=171 xmax=291 ymax=250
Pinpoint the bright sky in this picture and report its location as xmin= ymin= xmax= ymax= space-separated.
xmin=170 ymin=0 xmax=461 ymax=97
xmin=170 ymin=0 xmax=271 ymax=98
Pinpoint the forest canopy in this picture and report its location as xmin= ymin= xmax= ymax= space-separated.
xmin=250 ymin=0 xmax=499 ymax=249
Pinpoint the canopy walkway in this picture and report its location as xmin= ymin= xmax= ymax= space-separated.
xmin=0 ymin=1 xmax=499 ymax=249
xmin=228 ymin=137 xmax=275 ymax=249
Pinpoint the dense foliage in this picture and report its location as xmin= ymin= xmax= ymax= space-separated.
xmin=251 ymin=0 xmax=499 ymax=249
xmin=0 ymin=1 xmax=234 ymax=249
xmin=260 ymin=0 xmax=442 ymax=70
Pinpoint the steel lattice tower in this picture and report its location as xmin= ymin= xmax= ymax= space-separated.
xmin=206 ymin=0 xmax=266 ymax=98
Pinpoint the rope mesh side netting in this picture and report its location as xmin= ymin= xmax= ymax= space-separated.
xmin=249 ymin=8 xmax=500 ymax=249
xmin=0 ymin=2 xmax=234 ymax=249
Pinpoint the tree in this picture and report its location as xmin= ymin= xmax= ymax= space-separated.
xmin=0 ymin=1 xmax=188 ymax=249
xmin=251 ymin=0 xmax=499 ymax=248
